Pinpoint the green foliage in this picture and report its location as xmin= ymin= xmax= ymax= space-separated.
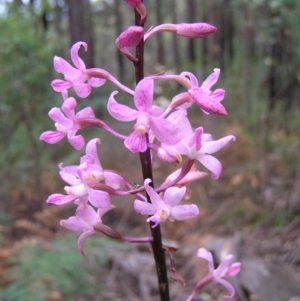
xmin=0 ymin=234 xmax=131 ymax=301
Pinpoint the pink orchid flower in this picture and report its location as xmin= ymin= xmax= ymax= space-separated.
xmin=115 ymin=26 xmax=144 ymax=62
xmin=107 ymin=78 xmax=183 ymax=153
xmin=40 ymin=97 xmax=95 ymax=150
xmin=51 ymin=42 xmax=106 ymax=98
xmin=181 ymin=68 xmax=227 ymax=115
xmin=186 ymin=248 xmax=241 ymax=301
xmin=60 ymin=202 xmax=112 ymax=255
xmin=46 ymin=138 xmax=125 ymax=208
xmin=134 ymin=179 xmax=199 ymax=228
xmin=123 ymin=0 xmax=147 ymax=24
xmin=159 ymin=115 xmax=235 ymax=179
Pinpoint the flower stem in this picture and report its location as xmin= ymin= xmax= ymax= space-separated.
xmin=134 ymin=5 xmax=170 ymax=301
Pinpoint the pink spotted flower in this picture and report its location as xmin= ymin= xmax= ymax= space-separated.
xmin=107 ymin=78 xmax=183 ymax=153
xmin=134 ymin=179 xmax=199 ymax=227
xmin=51 ymin=42 xmax=106 ymax=98
xmin=60 ymin=202 xmax=112 ymax=255
xmin=46 ymin=138 xmax=126 ymax=208
xmin=159 ymin=114 xmax=235 ymax=179
xmin=186 ymin=248 xmax=241 ymax=301
xmin=40 ymin=97 xmax=95 ymax=150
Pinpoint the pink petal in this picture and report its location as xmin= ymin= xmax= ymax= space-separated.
xmin=124 ymin=0 xmax=141 ymax=7
xmin=210 ymin=89 xmax=225 ymax=102
xmin=73 ymin=82 xmax=92 ymax=98
xmin=70 ymin=42 xmax=88 ymax=70
xmin=144 ymin=179 xmax=165 ymax=209
xmin=124 ymin=132 xmax=147 ymax=153
xmin=226 ymin=262 xmax=241 ymax=277
xmin=51 ymin=79 xmax=72 ymax=92
xmin=189 ymin=87 xmax=227 ymax=116
xmin=171 ymin=204 xmax=199 ymax=221
xmin=157 ymin=145 xmax=182 ymax=164
xmin=180 ymin=71 xmax=199 ymax=86
xmin=87 ymin=188 xmax=111 ymax=208
xmin=196 ymin=154 xmax=222 ymax=180
xmin=214 ymin=255 xmax=233 ymax=278
xmin=77 ymin=229 xmax=95 ymax=255
xmin=197 ymin=248 xmax=214 ymax=274
xmin=134 ymin=200 xmax=155 ymax=215
xmin=134 ymin=78 xmax=153 ymax=112
xmin=103 ymin=171 xmax=126 ymax=189
xmin=88 ymin=77 xmax=106 ymax=87
xmin=217 ymin=278 xmax=235 ymax=299
xmin=40 ymin=131 xmax=65 ymax=144
xmin=107 ymin=91 xmax=138 ymax=121
xmin=163 ymin=186 xmax=186 ymax=207
xmin=201 ymin=135 xmax=236 ymax=154
xmin=53 ymin=56 xmax=79 ymax=78
xmin=62 ymin=97 xmax=77 ymax=119
xmin=201 ymin=68 xmax=220 ymax=92
xmin=85 ymin=138 xmax=102 ymax=169
xmin=59 ymin=170 xmax=81 ymax=186
xmin=76 ymin=203 xmax=99 ymax=225
xmin=76 ymin=106 xmax=95 ymax=119
xmin=116 ymin=26 xmax=144 ymax=48
xmin=68 ymin=135 xmax=85 ymax=150
xmin=60 ymin=216 xmax=92 ymax=232
xmin=150 ymin=116 xmax=182 ymax=145
xmin=47 ymin=193 xmax=76 ymax=205
xmin=48 ymin=108 xmax=72 ymax=127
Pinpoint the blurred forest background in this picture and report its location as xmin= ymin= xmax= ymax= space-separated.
xmin=1 ymin=0 xmax=300 ymax=300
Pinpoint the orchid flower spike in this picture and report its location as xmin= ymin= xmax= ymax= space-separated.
xmin=144 ymin=22 xmax=216 ymax=41
xmin=60 ymin=202 xmax=112 ymax=255
xmin=51 ymin=42 xmax=106 ymax=98
xmin=134 ymin=179 xmax=199 ymax=228
xmin=107 ymin=78 xmax=183 ymax=153
xmin=186 ymin=248 xmax=241 ymax=301
xmin=40 ymin=97 xmax=95 ymax=150
xmin=123 ymin=0 xmax=147 ymax=24
xmin=115 ymin=26 xmax=144 ymax=62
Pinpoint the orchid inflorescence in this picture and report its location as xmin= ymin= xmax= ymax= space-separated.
xmin=40 ymin=1 xmax=240 ymax=300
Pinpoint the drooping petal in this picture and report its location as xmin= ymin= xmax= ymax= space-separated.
xmin=150 ymin=116 xmax=182 ymax=145
xmin=107 ymin=91 xmax=138 ymax=121
xmin=103 ymin=171 xmax=126 ymax=189
xmin=163 ymin=186 xmax=186 ymax=207
xmin=134 ymin=78 xmax=153 ymax=112
xmin=217 ymin=278 xmax=235 ymax=299
xmin=60 ymin=216 xmax=92 ymax=232
xmin=134 ymin=200 xmax=156 ymax=215
xmin=77 ymin=229 xmax=96 ymax=256
xmin=87 ymin=77 xmax=106 ymax=88
xmin=201 ymin=68 xmax=220 ymax=92
xmin=73 ymin=82 xmax=92 ymax=98
xmin=196 ymin=154 xmax=222 ymax=180
xmin=200 ymin=136 xmax=236 ymax=154
xmin=40 ymin=131 xmax=65 ymax=144
xmin=68 ymin=134 xmax=85 ymax=150
xmin=124 ymin=131 xmax=147 ymax=153
xmin=47 ymin=193 xmax=76 ymax=205
xmin=171 ymin=204 xmax=199 ymax=221
xmin=197 ymin=248 xmax=215 ymax=274
xmin=76 ymin=203 xmax=100 ymax=226
xmin=70 ymin=42 xmax=88 ymax=70
xmin=180 ymin=71 xmax=199 ymax=86
xmin=87 ymin=188 xmax=111 ymax=209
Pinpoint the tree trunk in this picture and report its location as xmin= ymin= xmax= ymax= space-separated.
xmin=66 ymin=0 xmax=95 ymax=68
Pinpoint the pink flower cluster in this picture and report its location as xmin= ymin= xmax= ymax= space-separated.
xmin=41 ymin=1 xmax=240 ymax=299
